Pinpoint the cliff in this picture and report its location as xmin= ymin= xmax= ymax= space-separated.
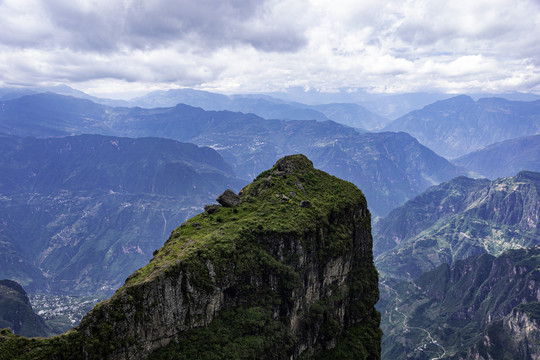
xmin=375 ymin=171 xmax=540 ymax=280
xmin=379 ymin=246 xmax=540 ymax=359
xmin=0 ymin=280 xmax=51 ymax=338
xmin=467 ymin=302 xmax=540 ymax=360
xmin=0 ymin=154 xmax=381 ymax=359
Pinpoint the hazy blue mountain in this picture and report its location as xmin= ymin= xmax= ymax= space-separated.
xmin=311 ymin=102 xmax=389 ymax=130
xmin=0 ymin=85 xmax=130 ymax=107
xmin=0 ymin=93 xmax=464 ymax=216
xmin=0 ymin=88 xmax=38 ymax=101
xmin=374 ymin=171 xmax=540 ymax=280
xmin=112 ymin=104 xmax=461 ymax=215
xmin=0 ymin=93 xmax=112 ymax=137
xmin=131 ymin=88 xmax=231 ymax=109
xmin=454 ymin=134 xmax=540 ymax=179
xmin=132 ymin=88 xmax=329 ymax=119
xmin=0 ymin=133 xmax=245 ymax=294
xmin=0 ymin=279 xmax=52 ymax=337
xmin=260 ymin=88 xmax=457 ymax=119
xmin=384 ymin=95 xmax=540 ymax=159
xmin=379 ymin=247 xmax=540 ymax=360
xmin=227 ymin=97 xmax=331 ymax=122
xmin=130 ymin=88 xmax=389 ymax=130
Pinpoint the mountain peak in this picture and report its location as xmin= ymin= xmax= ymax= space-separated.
xmin=0 ymin=154 xmax=380 ymax=359
xmin=272 ymin=154 xmax=314 ymax=174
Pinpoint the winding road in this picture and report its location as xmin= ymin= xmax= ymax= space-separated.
xmin=381 ymin=280 xmax=448 ymax=360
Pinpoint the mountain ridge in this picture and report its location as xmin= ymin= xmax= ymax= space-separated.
xmin=0 ymin=154 xmax=381 ymax=359
xmin=0 ymin=93 xmax=465 ymax=216
xmin=0 ymin=133 xmax=245 ymax=294
xmin=0 ymin=279 xmax=51 ymax=338
xmin=374 ymin=171 xmax=540 ymax=280
xmin=384 ymin=95 xmax=540 ymax=159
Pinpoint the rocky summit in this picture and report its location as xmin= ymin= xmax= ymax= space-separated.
xmin=0 ymin=154 xmax=381 ymax=360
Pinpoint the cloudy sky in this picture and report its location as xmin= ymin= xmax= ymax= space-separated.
xmin=1 ymin=0 xmax=539 ymax=98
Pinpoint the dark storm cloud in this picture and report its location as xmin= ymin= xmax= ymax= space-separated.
xmin=38 ymin=0 xmax=307 ymax=53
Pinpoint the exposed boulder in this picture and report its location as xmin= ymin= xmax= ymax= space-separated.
xmin=216 ymin=189 xmax=242 ymax=207
xmin=204 ymin=204 xmax=221 ymax=214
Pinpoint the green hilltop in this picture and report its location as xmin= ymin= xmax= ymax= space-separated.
xmin=0 ymin=154 xmax=381 ymax=360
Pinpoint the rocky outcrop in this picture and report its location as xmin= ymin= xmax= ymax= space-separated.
xmin=0 ymin=280 xmax=51 ymax=338
xmin=379 ymin=246 xmax=540 ymax=360
xmin=0 ymin=154 xmax=381 ymax=360
xmin=375 ymin=171 xmax=540 ymax=280
xmin=216 ymin=189 xmax=242 ymax=207
xmin=467 ymin=303 xmax=540 ymax=360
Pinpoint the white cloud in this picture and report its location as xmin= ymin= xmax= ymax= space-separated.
xmin=0 ymin=0 xmax=539 ymax=96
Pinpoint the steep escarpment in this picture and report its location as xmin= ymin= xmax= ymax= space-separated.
xmin=379 ymin=246 xmax=540 ymax=359
xmin=0 ymin=280 xmax=51 ymax=338
xmin=0 ymin=154 xmax=381 ymax=359
xmin=467 ymin=302 xmax=540 ymax=360
xmin=375 ymin=171 xmax=540 ymax=280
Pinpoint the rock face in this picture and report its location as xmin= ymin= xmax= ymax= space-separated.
xmin=0 ymin=154 xmax=381 ymax=359
xmin=379 ymin=247 xmax=540 ymax=360
xmin=467 ymin=303 xmax=540 ymax=360
xmin=216 ymin=189 xmax=242 ymax=207
xmin=375 ymin=171 xmax=540 ymax=280
xmin=0 ymin=280 xmax=51 ymax=338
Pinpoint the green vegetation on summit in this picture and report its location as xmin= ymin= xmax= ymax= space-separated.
xmin=126 ymin=154 xmax=366 ymax=286
xmin=0 ymin=154 xmax=381 ymax=360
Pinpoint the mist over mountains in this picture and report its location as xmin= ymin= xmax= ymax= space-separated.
xmin=0 ymin=92 xmax=464 ymax=216
xmin=1 ymin=86 xmax=540 ymax=358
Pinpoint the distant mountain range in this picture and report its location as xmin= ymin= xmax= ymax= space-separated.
xmin=131 ymin=88 xmax=389 ymax=130
xmin=374 ymin=171 xmax=540 ymax=280
xmin=454 ymin=134 xmax=540 ymax=179
xmin=384 ymin=95 xmax=540 ymax=159
xmin=264 ymin=88 xmax=540 ymax=119
xmin=0 ymin=133 xmax=244 ymax=294
xmin=0 ymin=85 xmax=129 ymax=107
xmin=0 ymin=93 xmax=464 ymax=216
xmin=379 ymin=247 xmax=540 ymax=359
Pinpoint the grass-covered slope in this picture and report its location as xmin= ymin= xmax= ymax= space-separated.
xmin=0 ymin=154 xmax=381 ymax=360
